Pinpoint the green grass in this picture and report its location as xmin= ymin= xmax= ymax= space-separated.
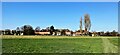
xmin=108 ymin=38 xmax=119 ymax=46
xmin=2 ymin=35 xmax=119 ymax=53
xmin=2 ymin=38 xmax=104 ymax=53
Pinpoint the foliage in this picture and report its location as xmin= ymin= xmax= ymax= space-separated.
xmin=50 ymin=25 xmax=54 ymax=35
xmin=4 ymin=29 xmax=11 ymax=35
xmin=21 ymin=25 xmax=34 ymax=35
xmin=61 ymin=29 xmax=66 ymax=35
xmin=12 ymin=30 xmax=16 ymax=35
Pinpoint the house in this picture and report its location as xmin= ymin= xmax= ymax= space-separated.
xmin=35 ymin=32 xmax=50 ymax=35
xmin=65 ymin=31 xmax=72 ymax=36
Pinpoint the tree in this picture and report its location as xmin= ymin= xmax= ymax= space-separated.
xmin=106 ymin=31 xmax=110 ymax=36
xmin=0 ymin=30 xmax=2 ymax=35
xmin=61 ymin=29 xmax=66 ymax=35
xmin=84 ymin=14 xmax=91 ymax=34
xmin=1 ymin=30 xmax=5 ymax=35
xmin=35 ymin=26 xmax=40 ymax=32
xmin=80 ymin=17 xmax=82 ymax=33
xmin=46 ymin=27 xmax=50 ymax=32
xmin=50 ymin=25 xmax=54 ymax=35
xmin=5 ymin=29 xmax=11 ymax=35
xmin=111 ymin=30 xmax=118 ymax=36
xmin=12 ymin=30 xmax=16 ymax=35
xmin=21 ymin=25 xmax=34 ymax=35
xmin=16 ymin=27 xmax=21 ymax=35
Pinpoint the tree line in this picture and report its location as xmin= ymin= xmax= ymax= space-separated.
xmin=0 ymin=25 xmax=71 ymax=36
xmin=0 ymin=24 xmax=119 ymax=36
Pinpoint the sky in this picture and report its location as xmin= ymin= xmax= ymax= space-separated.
xmin=2 ymin=2 xmax=118 ymax=32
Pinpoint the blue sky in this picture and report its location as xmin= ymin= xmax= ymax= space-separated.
xmin=2 ymin=2 xmax=118 ymax=32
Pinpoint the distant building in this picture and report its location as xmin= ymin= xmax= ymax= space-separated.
xmin=35 ymin=32 xmax=50 ymax=35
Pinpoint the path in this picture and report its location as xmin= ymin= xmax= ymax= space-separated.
xmin=102 ymin=38 xmax=118 ymax=53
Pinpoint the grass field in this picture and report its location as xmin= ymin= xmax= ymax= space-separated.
xmin=1 ymin=35 xmax=119 ymax=53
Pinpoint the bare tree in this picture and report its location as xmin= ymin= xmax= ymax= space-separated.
xmin=16 ymin=27 xmax=21 ymax=35
xmin=46 ymin=27 xmax=50 ymax=32
xmin=84 ymin=14 xmax=91 ymax=34
xmin=35 ymin=26 xmax=40 ymax=32
xmin=80 ymin=17 xmax=82 ymax=33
